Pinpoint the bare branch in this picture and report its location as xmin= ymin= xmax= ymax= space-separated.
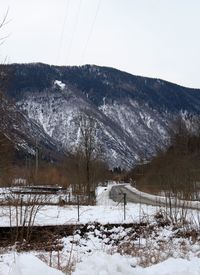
xmin=0 ymin=8 xmax=10 ymax=29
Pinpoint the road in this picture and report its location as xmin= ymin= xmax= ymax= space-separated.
xmin=109 ymin=184 xmax=200 ymax=209
xmin=110 ymin=184 xmax=164 ymax=206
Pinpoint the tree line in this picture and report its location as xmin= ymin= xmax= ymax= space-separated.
xmin=126 ymin=116 xmax=200 ymax=200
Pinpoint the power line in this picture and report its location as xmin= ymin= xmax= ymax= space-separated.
xmin=65 ymin=0 xmax=82 ymax=65
xmin=56 ymin=0 xmax=70 ymax=64
xmin=80 ymin=0 xmax=102 ymax=64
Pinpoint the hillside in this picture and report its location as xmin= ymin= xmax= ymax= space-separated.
xmin=2 ymin=63 xmax=200 ymax=167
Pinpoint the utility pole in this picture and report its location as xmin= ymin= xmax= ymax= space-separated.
xmin=77 ymin=195 xmax=80 ymax=222
xmin=123 ymin=193 xmax=127 ymax=220
xmin=35 ymin=139 xmax=38 ymax=184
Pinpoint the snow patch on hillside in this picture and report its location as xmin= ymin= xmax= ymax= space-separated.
xmin=54 ymin=80 xmax=66 ymax=90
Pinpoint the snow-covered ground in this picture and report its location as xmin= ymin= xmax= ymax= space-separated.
xmin=0 ymin=182 xmax=199 ymax=227
xmin=0 ymin=183 xmax=158 ymax=227
xmin=1 ymin=224 xmax=200 ymax=275
xmin=0 ymin=253 xmax=64 ymax=275
xmin=0 ymin=182 xmax=200 ymax=275
xmin=73 ymin=252 xmax=200 ymax=275
xmin=1 ymin=249 xmax=200 ymax=275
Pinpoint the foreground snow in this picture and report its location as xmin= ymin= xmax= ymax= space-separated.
xmin=0 ymin=253 xmax=64 ymax=275
xmin=1 ymin=183 xmax=200 ymax=275
xmin=73 ymin=252 xmax=200 ymax=275
xmin=1 ymin=249 xmax=200 ymax=275
xmin=1 ymin=246 xmax=199 ymax=275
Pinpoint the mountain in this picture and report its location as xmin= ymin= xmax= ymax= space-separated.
xmin=2 ymin=63 xmax=200 ymax=168
xmin=0 ymin=92 xmax=62 ymax=162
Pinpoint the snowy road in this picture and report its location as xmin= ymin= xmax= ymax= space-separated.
xmin=110 ymin=184 xmax=200 ymax=210
xmin=110 ymin=185 xmax=163 ymax=206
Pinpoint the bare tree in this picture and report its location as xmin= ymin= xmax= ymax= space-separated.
xmin=0 ymin=132 xmax=14 ymax=186
xmin=0 ymin=9 xmax=9 ymax=47
xmin=5 ymin=191 xmax=50 ymax=242
xmin=78 ymin=115 xmax=99 ymax=199
xmin=0 ymin=10 xmax=15 ymax=186
xmin=64 ymin=114 xmax=108 ymax=203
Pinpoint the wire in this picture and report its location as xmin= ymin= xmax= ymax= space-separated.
xmin=65 ymin=0 xmax=82 ymax=65
xmin=56 ymin=0 xmax=70 ymax=64
xmin=80 ymin=0 xmax=102 ymax=64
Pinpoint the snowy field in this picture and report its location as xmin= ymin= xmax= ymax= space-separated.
xmin=0 ymin=182 xmax=199 ymax=227
xmin=0 ymin=182 xmax=200 ymax=274
xmin=0 ymin=183 xmax=158 ymax=226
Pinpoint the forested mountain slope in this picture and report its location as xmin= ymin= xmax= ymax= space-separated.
xmin=2 ymin=63 xmax=200 ymax=167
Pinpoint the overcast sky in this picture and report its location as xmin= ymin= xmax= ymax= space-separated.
xmin=0 ymin=0 xmax=200 ymax=88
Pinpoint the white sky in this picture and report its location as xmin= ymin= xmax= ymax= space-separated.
xmin=0 ymin=0 xmax=200 ymax=88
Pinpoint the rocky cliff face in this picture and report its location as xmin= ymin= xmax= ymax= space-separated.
xmin=3 ymin=63 xmax=200 ymax=167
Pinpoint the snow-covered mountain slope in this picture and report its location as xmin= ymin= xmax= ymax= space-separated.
xmin=18 ymin=89 xmax=168 ymax=167
xmin=4 ymin=63 xmax=200 ymax=167
xmin=0 ymin=95 xmax=62 ymax=161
